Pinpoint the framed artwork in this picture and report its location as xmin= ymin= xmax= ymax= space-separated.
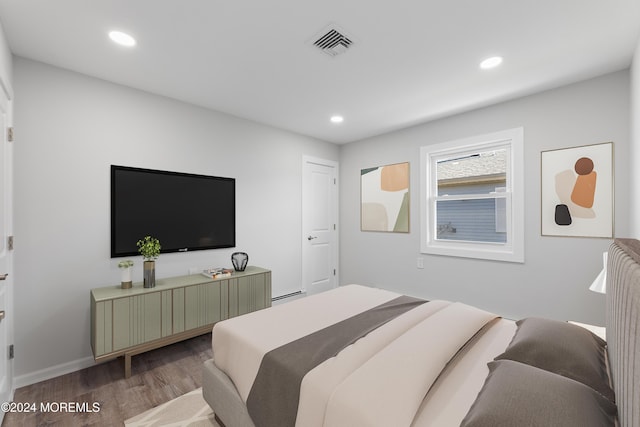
xmin=361 ymin=162 xmax=409 ymax=232
xmin=541 ymin=142 xmax=613 ymax=238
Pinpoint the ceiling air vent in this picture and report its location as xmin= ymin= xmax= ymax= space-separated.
xmin=311 ymin=25 xmax=354 ymax=58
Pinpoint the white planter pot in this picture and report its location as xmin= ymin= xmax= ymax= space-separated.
xmin=121 ymin=267 xmax=133 ymax=289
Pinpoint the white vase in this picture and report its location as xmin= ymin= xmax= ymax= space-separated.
xmin=121 ymin=267 xmax=133 ymax=289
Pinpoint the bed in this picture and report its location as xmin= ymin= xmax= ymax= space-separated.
xmin=202 ymin=238 xmax=640 ymax=427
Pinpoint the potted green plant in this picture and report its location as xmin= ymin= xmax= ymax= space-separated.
xmin=137 ymin=236 xmax=161 ymax=288
xmin=118 ymin=259 xmax=134 ymax=289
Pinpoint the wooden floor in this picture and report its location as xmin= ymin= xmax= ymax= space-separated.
xmin=2 ymin=333 xmax=212 ymax=427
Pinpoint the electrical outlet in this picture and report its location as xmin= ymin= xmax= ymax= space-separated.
xmin=188 ymin=267 xmax=199 ymax=275
xmin=417 ymin=257 xmax=424 ymax=269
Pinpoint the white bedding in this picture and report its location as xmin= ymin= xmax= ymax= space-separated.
xmin=322 ymin=302 xmax=499 ymax=427
xmin=412 ymin=318 xmax=515 ymax=426
xmin=211 ymin=284 xmax=516 ymax=427
xmin=212 ymin=285 xmax=400 ymax=401
xmin=295 ymin=299 xmax=451 ymax=427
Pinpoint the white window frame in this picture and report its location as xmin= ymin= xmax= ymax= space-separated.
xmin=495 ymin=186 xmax=507 ymax=233
xmin=420 ymin=127 xmax=524 ymax=263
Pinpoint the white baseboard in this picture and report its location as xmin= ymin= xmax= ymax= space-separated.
xmin=14 ymin=356 xmax=96 ymax=389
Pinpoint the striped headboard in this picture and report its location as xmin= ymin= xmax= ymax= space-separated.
xmin=607 ymin=238 xmax=640 ymax=427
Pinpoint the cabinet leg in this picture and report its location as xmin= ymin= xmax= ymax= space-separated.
xmin=124 ymin=354 xmax=132 ymax=378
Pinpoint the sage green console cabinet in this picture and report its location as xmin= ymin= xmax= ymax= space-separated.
xmin=91 ymin=266 xmax=271 ymax=377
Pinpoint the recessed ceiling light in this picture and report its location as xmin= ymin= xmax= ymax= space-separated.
xmin=330 ymin=115 xmax=344 ymax=123
xmin=479 ymin=56 xmax=503 ymax=70
xmin=109 ymin=31 xmax=136 ymax=47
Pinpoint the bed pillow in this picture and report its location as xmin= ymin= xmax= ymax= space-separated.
xmin=494 ymin=317 xmax=614 ymax=402
xmin=460 ymin=360 xmax=617 ymax=427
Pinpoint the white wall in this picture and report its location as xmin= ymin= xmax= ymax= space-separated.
xmin=630 ymin=36 xmax=640 ymax=238
xmin=13 ymin=57 xmax=339 ymax=383
xmin=340 ymin=71 xmax=629 ymax=325
xmin=10 ymin=50 xmax=636 ymax=385
xmin=0 ymin=20 xmax=12 ymax=98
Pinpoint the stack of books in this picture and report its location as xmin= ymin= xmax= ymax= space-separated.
xmin=201 ymin=268 xmax=234 ymax=279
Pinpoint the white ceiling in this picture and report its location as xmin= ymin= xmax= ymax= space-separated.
xmin=1 ymin=0 xmax=639 ymax=144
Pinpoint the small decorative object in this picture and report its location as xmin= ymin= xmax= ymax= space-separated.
xmin=202 ymin=268 xmax=233 ymax=279
xmin=137 ymin=236 xmax=161 ymax=288
xmin=118 ymin=260 xmax=134 ymax=289
xmin=231 ymin=252 xmax=248 ymax=272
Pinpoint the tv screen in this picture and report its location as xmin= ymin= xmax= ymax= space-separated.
xmin=111 ymin=165 xmax=235 ymax=257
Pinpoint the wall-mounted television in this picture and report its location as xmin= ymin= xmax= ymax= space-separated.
xmin=111 ymin=165 xmax=235 ymax=257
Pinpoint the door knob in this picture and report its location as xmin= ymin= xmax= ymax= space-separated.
xmin=0 ymin=311 xmax=5 ymax=321
xmin=307 ymin=235 xmax=317 ymax=241
xmin=0 ymin=274 xmax=7 ymax=280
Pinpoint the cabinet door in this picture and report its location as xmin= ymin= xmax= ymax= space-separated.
xmin=173 ymin=288 xmax=185 ymax=333
xmin=112 ymin=293 xmax=162 ymax=351
xmin=161 ymin=290 xmax=172 ymax=337
xmin=229 ymin=272 xmax=272 ymax=317
xmin=184 ymin=281 xmax=225 ymax=330
xmin=92 ymin=300 xmax=113 ymax=357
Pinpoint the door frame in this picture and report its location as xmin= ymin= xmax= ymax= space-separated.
xmin=0 ymin=74 xmax=14 ymax=417
xmin=301 ymin=155 xmax=339 ymax=294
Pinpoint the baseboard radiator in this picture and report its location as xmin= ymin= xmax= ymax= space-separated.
xmin=272 ymin=291 xmax=304 ymax=303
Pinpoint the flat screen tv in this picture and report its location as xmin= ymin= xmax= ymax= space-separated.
xmin=111 ymin=165 xmax=235 ymax=257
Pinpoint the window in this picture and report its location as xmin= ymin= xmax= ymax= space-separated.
xmin=420 ymin=128 xmax=524 ymax=262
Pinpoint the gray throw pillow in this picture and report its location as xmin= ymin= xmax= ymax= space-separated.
xmin=460 ymin=360 xmax=617 ymax=427
xmin=494 ymin=317 xmax=614 ymax=402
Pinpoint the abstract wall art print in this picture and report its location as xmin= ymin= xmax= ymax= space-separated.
xmin=541 ymin=142 xmax=613 ymax=238
xmin=361 ymin=162 xmax=410 ymax=232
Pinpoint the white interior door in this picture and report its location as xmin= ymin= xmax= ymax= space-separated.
xmin=0 ymin=84 xmax=13 ymax=412
xmin=302 ymin=156 xmax=338 ymax=295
